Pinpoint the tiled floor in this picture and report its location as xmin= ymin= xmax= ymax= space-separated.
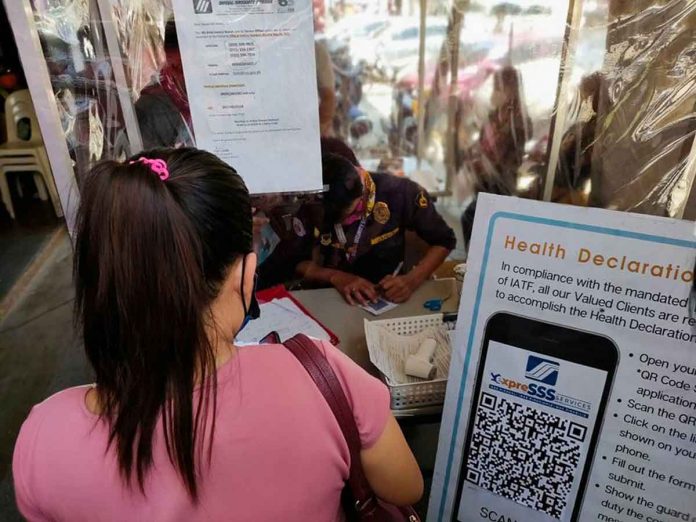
xmin=0 ymin=173 xmax=62 ymax=303
xmin=0 ymin=228 xmax=90 ymax=520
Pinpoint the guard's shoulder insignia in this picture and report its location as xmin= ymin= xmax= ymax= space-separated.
xmin=374 ymin=201 xmax=391 ymax=224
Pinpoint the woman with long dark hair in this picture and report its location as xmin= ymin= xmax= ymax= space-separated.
xmin=13 ymin=148 xmax=422 ymax=520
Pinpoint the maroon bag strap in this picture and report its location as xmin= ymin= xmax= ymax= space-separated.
xmin=284 ymin=334 xmax=376 ymax=512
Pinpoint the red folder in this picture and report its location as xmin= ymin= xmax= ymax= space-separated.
xmin=257 ymin=285 xmax=340 ymax=345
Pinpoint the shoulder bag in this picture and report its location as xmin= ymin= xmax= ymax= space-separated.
xmin=283 ymin=334 xmax=421 ymax=522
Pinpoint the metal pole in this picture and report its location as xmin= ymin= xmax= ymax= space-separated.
xmin=444 ymin=3 xmax=464 ymax=195
xmin=415 ymin=0 xmax=427 ymax=168
xmin=95 ymin=0 xmax=144 ymax=154
xmin=542 ymin=0 xmax=584 ymax=202
xmin=4 ymin=0 xmax=80 ymax=235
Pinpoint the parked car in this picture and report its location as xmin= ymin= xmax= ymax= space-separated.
xmin=389 ymin=57 xmax=498 ymax=156
xmin=347 ymin=19 xmax=391 ymax=64
xmin=374 ymin=17 xmax=448 ymax=78
xmin=326 ymin=15 xmax=391 ymax=81
xmin=325 ymin=15 xmax=388 ymax=52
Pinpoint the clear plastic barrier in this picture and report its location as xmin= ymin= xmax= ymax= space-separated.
xmin=20 ymin=0 xmax=696 ymax=279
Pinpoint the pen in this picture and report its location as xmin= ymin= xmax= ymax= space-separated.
xmin=376 ymin=262 xmax=404 ymax=295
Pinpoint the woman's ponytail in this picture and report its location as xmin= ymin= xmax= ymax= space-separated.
xmin=74 ymin=148 xmax=252 ymax=500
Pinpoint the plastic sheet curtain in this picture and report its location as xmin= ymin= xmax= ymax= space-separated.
xmin=24 ymin=0 xmax=200 ymax=183
xmin=8 ymin=0 xmax=696 ymax=246
xmin=107 ymin=0 xmax=170 ymax=97
xmin=549 ymin=0 xmax=696 ymax=217
xmin=29 ymin=0 xmax=137 ymax=180
xmin=432 ymin=2 xmax=571 ymax=206
xmin=100 ymin=0 xmax=195 ymax=151
xmin=435 ymin=0 xmax=696 ymax=219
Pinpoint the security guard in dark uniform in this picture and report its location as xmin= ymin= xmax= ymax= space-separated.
xmin=256 ymin=138 xmax=357 ymax=289
xmin=297 ymin=154 xmax=456 ymax=304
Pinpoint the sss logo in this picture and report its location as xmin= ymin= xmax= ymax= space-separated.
xmin=193 ymin=0 xmax=213 ymax=14
xmin=525 ymin=356 xmax=559 ymax=386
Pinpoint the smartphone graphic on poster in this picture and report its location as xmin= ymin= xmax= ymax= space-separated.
xmin=453 ymin=313 xmax=618 ymax=522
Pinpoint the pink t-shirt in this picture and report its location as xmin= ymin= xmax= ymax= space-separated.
xmin=13 ymin=342 xmax=391 ymax=522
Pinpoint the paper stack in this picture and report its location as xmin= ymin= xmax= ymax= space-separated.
xmin=236 ymin=297 xmax=331 ymax=345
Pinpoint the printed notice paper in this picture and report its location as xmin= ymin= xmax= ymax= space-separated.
xmin=429 ymin=194 xmax=696 ymax=522
xmin=171 ymin=0 xmax=321 ymax=194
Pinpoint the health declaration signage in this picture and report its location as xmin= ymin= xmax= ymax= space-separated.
xmin=171 ymin=0 xmax=321 ymax=194
xmin=430 ymin=194 xmax=696 ymax=522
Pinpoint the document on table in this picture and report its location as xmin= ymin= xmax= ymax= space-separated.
xmin=236 ymin=297 xmax=330 ymax=344
xmin=171 ymin=0 xmax=321 ymax=194
xmin=360 ymin=298 xmax=399 ymax=316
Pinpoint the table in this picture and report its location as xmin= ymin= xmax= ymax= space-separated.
xmin=292 ymin=278 xmax=460 ymax=417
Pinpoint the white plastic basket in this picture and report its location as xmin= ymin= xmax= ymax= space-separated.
xmin=364 ymin=315 xmax=451 ymax=410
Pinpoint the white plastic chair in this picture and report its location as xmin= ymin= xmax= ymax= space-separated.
xmin=0 ymin=89 xmax=62 ymax=219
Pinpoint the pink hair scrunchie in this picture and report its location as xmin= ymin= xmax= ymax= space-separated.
xmin=130 ymin=157 xmax=169 ymax=181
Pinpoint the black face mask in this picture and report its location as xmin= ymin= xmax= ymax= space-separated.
xmin=239 ymin=255 xmax=260 ymax=333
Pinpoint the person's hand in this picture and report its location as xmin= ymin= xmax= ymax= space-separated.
xmin=331 ymin=272 xmax=378 ymax=306
xmin=378 ymin=274 xmax=418 ymax=304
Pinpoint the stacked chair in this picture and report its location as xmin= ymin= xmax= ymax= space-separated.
xmin=0 ymin=89 xmax=63 ymax=220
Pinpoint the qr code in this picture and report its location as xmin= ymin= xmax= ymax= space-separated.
xmin=465 ymin=393 xmax=586 ymax=519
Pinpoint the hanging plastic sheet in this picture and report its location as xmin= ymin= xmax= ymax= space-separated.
xmin=424 ymin=2 xmax=570 ymax=247
xmin=99 ymin=0 xmax=193 ymax=150
xmin=30 ymin=0 xmax=134 ymax=179
xmin=16 ymin=0 xmax=696 ymax=283
xmin=108 ymin=0 xmax=169 ymax=97
xmin=437 ymin=0 xmax=695 ymax=252
xmin=443 ymin=4 xmax=568 ymax=200
xmin=553 ymin=0 xmax=696 ymax=217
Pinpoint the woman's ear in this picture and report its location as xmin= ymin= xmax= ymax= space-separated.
xmin=243 ymin=252 xmax=257 ymax=306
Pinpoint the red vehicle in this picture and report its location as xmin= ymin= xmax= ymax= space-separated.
xmin=389 ymin=50 xmax=497 ymax=156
